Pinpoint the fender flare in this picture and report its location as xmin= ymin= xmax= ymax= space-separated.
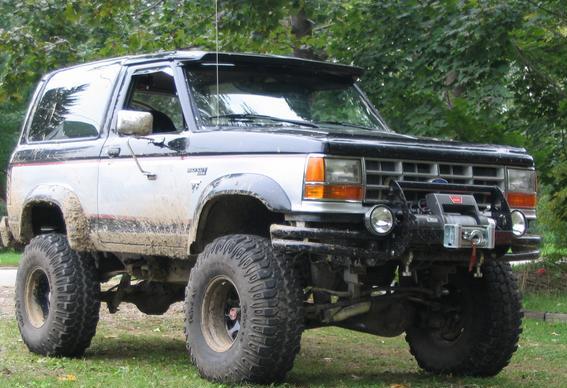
xmin=19 ymin=185 xmax=94 ymax=251
xmin=188 ymin=173 xmax=291 ymax=253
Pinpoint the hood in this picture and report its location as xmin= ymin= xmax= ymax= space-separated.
xmin=320 ymin=128 xmax=533 ymax=167
xmin=188 ymin=126 xmax=534 ymax=167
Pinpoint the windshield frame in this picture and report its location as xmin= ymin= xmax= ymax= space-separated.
xmin=182 ymin=61 xmax=392 ymax=133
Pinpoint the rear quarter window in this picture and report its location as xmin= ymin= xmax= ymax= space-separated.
xmin=27 ymin=64 xmax=120 ymax=142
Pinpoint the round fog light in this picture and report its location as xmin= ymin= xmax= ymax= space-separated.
xmin=511 ymin=210 xmax=527 ymax=237
xmin=365 ymin=205 xmax=395 ymax=235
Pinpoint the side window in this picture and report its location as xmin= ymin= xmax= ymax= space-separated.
xmin=27 ymin=64 xmax=120 ymax=142
xmin=125 ymin=69 xmax=184 ymax=133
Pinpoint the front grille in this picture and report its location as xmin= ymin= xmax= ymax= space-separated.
xmin=364 ymin=158 xmax=505 ymax=208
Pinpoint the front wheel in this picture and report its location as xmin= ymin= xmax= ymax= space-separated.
xmin=184 ymin=234 xmax=303 ymax=384
xmin=406 ymin=261 xmax=523 ymax=376
xmin=15 ymin=233 xmax=100 ymax=357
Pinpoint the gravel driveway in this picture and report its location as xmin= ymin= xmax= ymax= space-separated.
xmin=0 ymin=286 xmax=15 ymax=317
xmin=0 ymin=268 xmax=184 ymax=322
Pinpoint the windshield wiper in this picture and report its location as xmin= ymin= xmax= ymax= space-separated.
xmin=209 ymin=113 xmax=320 ymax=128
xmin=316 ymin=120 xmax=379 ymax=131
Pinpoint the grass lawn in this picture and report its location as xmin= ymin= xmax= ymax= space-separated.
xmin=0 ymin=245 xmax=565 ymax=386
xmin=0 ymin=250 xmax=20 ymax=267
xmin=0 ymin=311 xmax=565 ymax=388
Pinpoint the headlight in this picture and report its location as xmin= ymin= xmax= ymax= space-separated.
xmin=510 ymin=210 xmax=527 ymax=237
xmin=304 ymin=156 xmax=362 ymax=201
xmin=507 ymin=169 xmax=536 ymax=193
xmin=506 ymin=168 xmax=537 ymax=209
xmin=365 ymin=205 xmax=395 ymax=235
xmin=324 ymin=159 xmax=362 ymax=184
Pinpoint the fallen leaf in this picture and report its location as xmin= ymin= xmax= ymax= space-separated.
xmin=390 ymin=384 xmax=409 ymax=388
xmin=58 ymin=374 xmax=77 ymax=382
xmin=153 ymin=327 xmax=161 ymax=332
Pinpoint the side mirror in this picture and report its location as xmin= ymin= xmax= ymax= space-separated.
xmin=116 ymin=110 xmax=153 ymax=136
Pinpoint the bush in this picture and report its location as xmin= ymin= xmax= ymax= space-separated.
xmin=514 ymin=249 xmax=567 ymax=295
xmin=538 ymin=163 xmax=567 ymax=247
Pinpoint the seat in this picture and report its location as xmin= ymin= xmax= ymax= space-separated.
xmin=151 ymin=110 xmax=176 ymax=133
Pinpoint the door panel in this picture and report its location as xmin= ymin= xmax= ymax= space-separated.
xmin=97 ymin=134 xmax=191 ymax=251
xmin=96 ymin=65 xmax=192 ymax=255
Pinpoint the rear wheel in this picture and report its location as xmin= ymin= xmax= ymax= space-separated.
xmin=184 ymin=234 xmax=303 ymax=384
xmin=15 ymin=233 xmax=100 ymax=357
xmin=406 ymin=261 xmax=523 ymax=376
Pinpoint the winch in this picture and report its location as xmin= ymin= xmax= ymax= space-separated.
xmin=425 ymin=193 xmax=495 ymax=250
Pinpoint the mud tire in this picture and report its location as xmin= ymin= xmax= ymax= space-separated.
xmin=15 ymin=233 xmax=100 ymax=357
xmin=184 ymin=234 xmax=303 ymax=384
xmin=406 ymin=261 xmax=523 ymax=376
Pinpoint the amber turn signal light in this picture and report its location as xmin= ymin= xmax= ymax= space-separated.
xmin=305 ymin=157 xmax=325 ymax=182
xmin=506 ymin=192 xmax=537 ymax=209
xmin=304 ymin=184 xmax=363 ymax=201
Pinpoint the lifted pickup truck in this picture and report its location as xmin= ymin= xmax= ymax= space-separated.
xmin=2 ymin=51 xmax=539 ymax=384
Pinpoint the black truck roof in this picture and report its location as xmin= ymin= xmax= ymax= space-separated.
xmin=45 ymin=51 xmax=364 ymax=80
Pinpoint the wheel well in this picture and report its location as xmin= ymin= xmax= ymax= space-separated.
xmin=22 ymin=202 xmax=66 ymax=240
xmin=192 ymin=195 xmax=284 ymax=253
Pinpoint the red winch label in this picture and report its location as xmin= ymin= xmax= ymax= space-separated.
xmin=449 ymin=195 xmax=463 ymax=204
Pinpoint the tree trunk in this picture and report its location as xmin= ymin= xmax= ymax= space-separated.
xmin=290 ymin=8 xmax=320 ymax=60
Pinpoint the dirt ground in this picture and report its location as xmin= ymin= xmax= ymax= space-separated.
xmin=0 ymin=284 xmax=185 ymax=326
xmin=0 ymin=286 xmax=15 ymax=318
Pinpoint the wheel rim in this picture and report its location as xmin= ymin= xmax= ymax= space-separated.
xmin=201 ymin=275 xmax=241 ymax=353
xmin=431 ymin=285 xmax=469 ymax=344
xmin=24 ymin=267 xmax=51 ymax=328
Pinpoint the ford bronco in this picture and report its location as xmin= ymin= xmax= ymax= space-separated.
xmin=2 ymin=51 xmax=539 ymax=383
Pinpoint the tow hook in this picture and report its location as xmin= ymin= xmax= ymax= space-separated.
xmin=402 ymin=251 xmax=414 ymax=277
xmin=474 ymin=253 xmax=485 ymax=278
xmin=466 ymin=230 xmax=485 ymax=277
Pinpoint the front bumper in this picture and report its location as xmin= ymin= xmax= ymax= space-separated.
xmin=271 ymin=181 xmax=541 ymax=265
xmin=271 ymin=223 xmax=540 ymax=264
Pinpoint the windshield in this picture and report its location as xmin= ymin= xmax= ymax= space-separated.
xmin=184 ymin=64 xmax=389 ymax=132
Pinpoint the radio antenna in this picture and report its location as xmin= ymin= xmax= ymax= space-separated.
xmin=214 ymin=0 xmax=220 ymax=128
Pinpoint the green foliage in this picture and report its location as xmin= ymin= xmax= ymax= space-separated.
xmin=0 ymin=250 xmax=20 ymax=266
xmin=539 ymin=162 xmax=567 ymax=246
xmin=0 ymin=102 xmax=24 ymax=193
xmin=0 ymin=0 xmax=566 ymax=243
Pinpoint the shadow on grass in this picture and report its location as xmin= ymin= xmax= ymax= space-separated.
xmin=289 ymin=370 xmax=442 ymax=387
xmin=84 ymin=333 xmax=514 ymax=387
xmin=87 ymin=335 xmax=187 ymax=363
xmin=289 ymin=360 xmax=515 ymax=387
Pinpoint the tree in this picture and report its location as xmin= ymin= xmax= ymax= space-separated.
xmin=0 ymin=0 xmax=565 ymax=243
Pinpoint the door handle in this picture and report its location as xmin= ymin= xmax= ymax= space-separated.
xmin=107 ymin=146 xmax=121 ymax=157
xmin=125 ymin=138 xmax=157 ymax=180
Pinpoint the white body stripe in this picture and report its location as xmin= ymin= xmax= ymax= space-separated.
xmin=10 ymin=152 xmax=368 ymax=254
